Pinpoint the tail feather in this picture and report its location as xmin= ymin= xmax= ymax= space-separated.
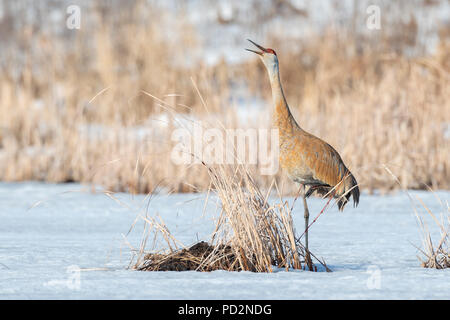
xmin=304 ymin=172 xmax=360 ymax=211
xmin=337 ymin=173 xmax=359 ymax=211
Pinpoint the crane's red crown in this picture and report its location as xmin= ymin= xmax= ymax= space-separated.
xmin=246 ymin=39 xmax=277 ymax=56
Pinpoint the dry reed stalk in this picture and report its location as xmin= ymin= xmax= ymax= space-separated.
xmin=415 ymin=196 xmax=449 ymax=269
xmin=384 ymin=165 xmax=449 ymax=269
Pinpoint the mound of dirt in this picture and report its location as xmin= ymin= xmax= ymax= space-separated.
xmin=137 ymin=241 xmax=244 ymax=272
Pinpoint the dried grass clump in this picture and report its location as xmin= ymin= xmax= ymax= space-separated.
xmin=206 ymin=164 xmax=325 ymax=272
xmin=416 ymin=197 xmax=449 ymax=269
xmin=131 ymin=164 xmax=330 ymax=272
xmin=385 ymin=166 xmax=449 ymax=269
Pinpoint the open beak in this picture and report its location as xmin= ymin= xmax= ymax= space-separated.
xmin=245 ymin=39 xmax=267 ymax=55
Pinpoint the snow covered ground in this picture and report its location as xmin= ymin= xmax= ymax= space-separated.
xmin=0 ymin=182 xmax=448 ymax=299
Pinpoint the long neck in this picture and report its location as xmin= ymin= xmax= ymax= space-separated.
xmin=266 ymin=61 xmax=298 ymax=134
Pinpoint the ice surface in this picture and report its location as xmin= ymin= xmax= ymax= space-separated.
xmin=0 ymin=182 xmax=448 ymax=299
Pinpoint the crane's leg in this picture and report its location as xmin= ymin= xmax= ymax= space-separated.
xmin=302 ymin=185 xmax=312 ymax=270
xmin=302 ymin=188 xmax=309 ymax=250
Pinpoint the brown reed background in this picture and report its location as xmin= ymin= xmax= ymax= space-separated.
xmin=0 ymin=0 xmax=448 ymax=195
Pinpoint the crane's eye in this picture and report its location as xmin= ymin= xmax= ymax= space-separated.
xmin=266 ymin=48 xmax=276 ymax=55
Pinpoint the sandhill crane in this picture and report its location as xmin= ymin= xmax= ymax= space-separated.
xmin=246 ymin=39 xmax=360 ymax=262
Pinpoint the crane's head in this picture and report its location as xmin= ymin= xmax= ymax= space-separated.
xmin=246 ymin=39 xmax=278 ymax=74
